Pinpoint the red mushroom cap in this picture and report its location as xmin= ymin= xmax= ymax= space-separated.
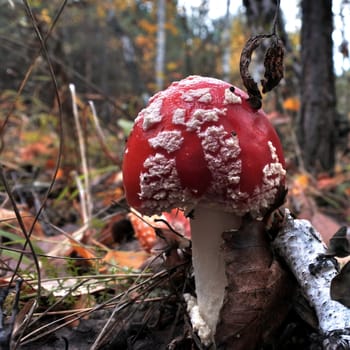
xmin=122 ymin=75 xmax=286 ymax=217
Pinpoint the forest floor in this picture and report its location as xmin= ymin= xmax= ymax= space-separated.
xmin=0 ymin=102 xmax=349 ymax=350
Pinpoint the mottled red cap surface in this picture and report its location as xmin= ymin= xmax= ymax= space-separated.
xmin=122 ymin=75 xmax=286 ymax=216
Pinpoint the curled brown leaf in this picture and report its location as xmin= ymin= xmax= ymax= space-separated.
xmin=239 ymin=34 xmax=284 ymax=109
xmin=261 ymin=37 xmax=284 ymax=93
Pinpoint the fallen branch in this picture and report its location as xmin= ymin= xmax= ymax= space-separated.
xmin=273 ymin=210 xmax=350 ymax=349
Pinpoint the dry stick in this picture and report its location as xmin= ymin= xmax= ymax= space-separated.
xmin=273 ymin=211 xmax=350 ymax=349
xmin=272 ymin=0 xmax=280 ymax=35
xmin=88 ymin=101 xmax=118 ymax=164
xmin=73 ymin=171 xmax=89 ymax=227
xmin=28 ymin=273 xmax=152 ymax=287
xmin=31 ymin=296 xmax=168 ymax=317
xmin=0 ymin=244 xmax=101 ymax=262
xmin=70 ymin=84 xmax=93 ymax=224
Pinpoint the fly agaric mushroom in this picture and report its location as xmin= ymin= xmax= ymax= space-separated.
xmin=122 ymin=75 xmax=286 ymax=345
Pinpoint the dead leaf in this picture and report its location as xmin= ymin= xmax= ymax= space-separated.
xmin=128 ymin=213 xmax=157 ymax=252
xmin=215 ymin=218 xmax=294 ymax=349
xmin=317 ymin=173 xmax=346 ymax=190
xmin=283 ymin=97 xmax=300 ymax=112
xmin=69 ymin=238 xmax=97 ymax=262
xmin=331 ymin=261 xmax=350 ymax=307
xmin=287 ymin=176 xmax=342 ymax=246
xmin=128 ymin=209 xmax=191 ymax=253
xmin=336 ymin=256 xmax=350 ymax=270
xmin=261 ymin=36 xmax=284 ymax=93
xmin=19 ymin=134 xmax=57 ymax=166
xmin=101 ymin=250 xmax=149 ymax=270
xmin=13 ymin=299 xmax=36 ymax=339
xmin=162 ymin=209 xmax=191 ymax=238
xmin=0 ymin=208 xmax=44 ymax=238
xmin=68 ymin=294 xmax=96 ymax=327
xmin=325 ymin=226 xmax=350 ymax=257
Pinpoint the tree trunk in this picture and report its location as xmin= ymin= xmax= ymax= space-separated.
xmin=298 ymin=0 xmax=336 ymax=173
xmin=221 ymin=0 xmax=231 ymax=81
xmin=156 ymin=0 xmax=166 ymax=90
xmin=107 ymin=11 xmax=143 ymax=96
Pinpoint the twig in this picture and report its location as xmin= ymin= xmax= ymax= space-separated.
xmin=0 ymin=165 xmax=41 ymax=299
xmin=0 ymin=245 xmax=101 ymax=262
xmin=46 ymin=222 xmax=90 ymax=257
xmin=271 ymin=0 xmax=280 ymax=35
xmin=239 ymin=0 xmax=284 ymax=108
xmin=70 ymin=84 xmax=93 ymax=225
xmin=73 ymin=171 xmax=89 ymax=226
xmin=88 ymin=101 xmax=118 ymax=164
xmin=27 ymin=279 xmax=88 ymax=329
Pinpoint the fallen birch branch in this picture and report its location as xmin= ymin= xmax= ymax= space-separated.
xmin=273 ymin=210 xmax=350 ymax=349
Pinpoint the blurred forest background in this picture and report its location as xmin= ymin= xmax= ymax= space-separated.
xmin=0 ymin=0 xmax=349 ymax=173
xmin=0 ymin=1 xmax=350 ymax=348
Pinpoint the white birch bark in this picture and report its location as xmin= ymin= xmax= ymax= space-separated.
xmin=273 ymin=210 xmax=350 ymax=349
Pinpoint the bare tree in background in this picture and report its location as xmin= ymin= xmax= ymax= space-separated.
xmin=156 ymin=0 xmax=166 ymax=90
xmin=221 ymin=0 xmax=231 ymax=81
xmin=298 ymin=0 xmax=336 ymax=173
xmin=107 ymin=10 xmax=143 ymax=96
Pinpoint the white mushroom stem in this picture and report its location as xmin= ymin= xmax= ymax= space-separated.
xmin=273 ymin=211 xmax=350 ymax=342
xmin=189 ymin=205 xmax=241 ymax=344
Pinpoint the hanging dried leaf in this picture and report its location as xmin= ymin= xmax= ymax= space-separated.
xmin=239 ymin=35 xmax=264 ymax=109
xmin=261 ymin=37 xmax=284 ymax=93
xmin=239 ymin=33 xmax=284 ymax=109
xmin=331 ymin=261 xmax=350 ymax=307
xmin=239 ymin=21 xmax=284 ymax=109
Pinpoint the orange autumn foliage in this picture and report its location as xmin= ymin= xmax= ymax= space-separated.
xmin=101 ymin=250 xmax=149 ymax=271
xmin=283 ymin=97 xmax=300 ymax=112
